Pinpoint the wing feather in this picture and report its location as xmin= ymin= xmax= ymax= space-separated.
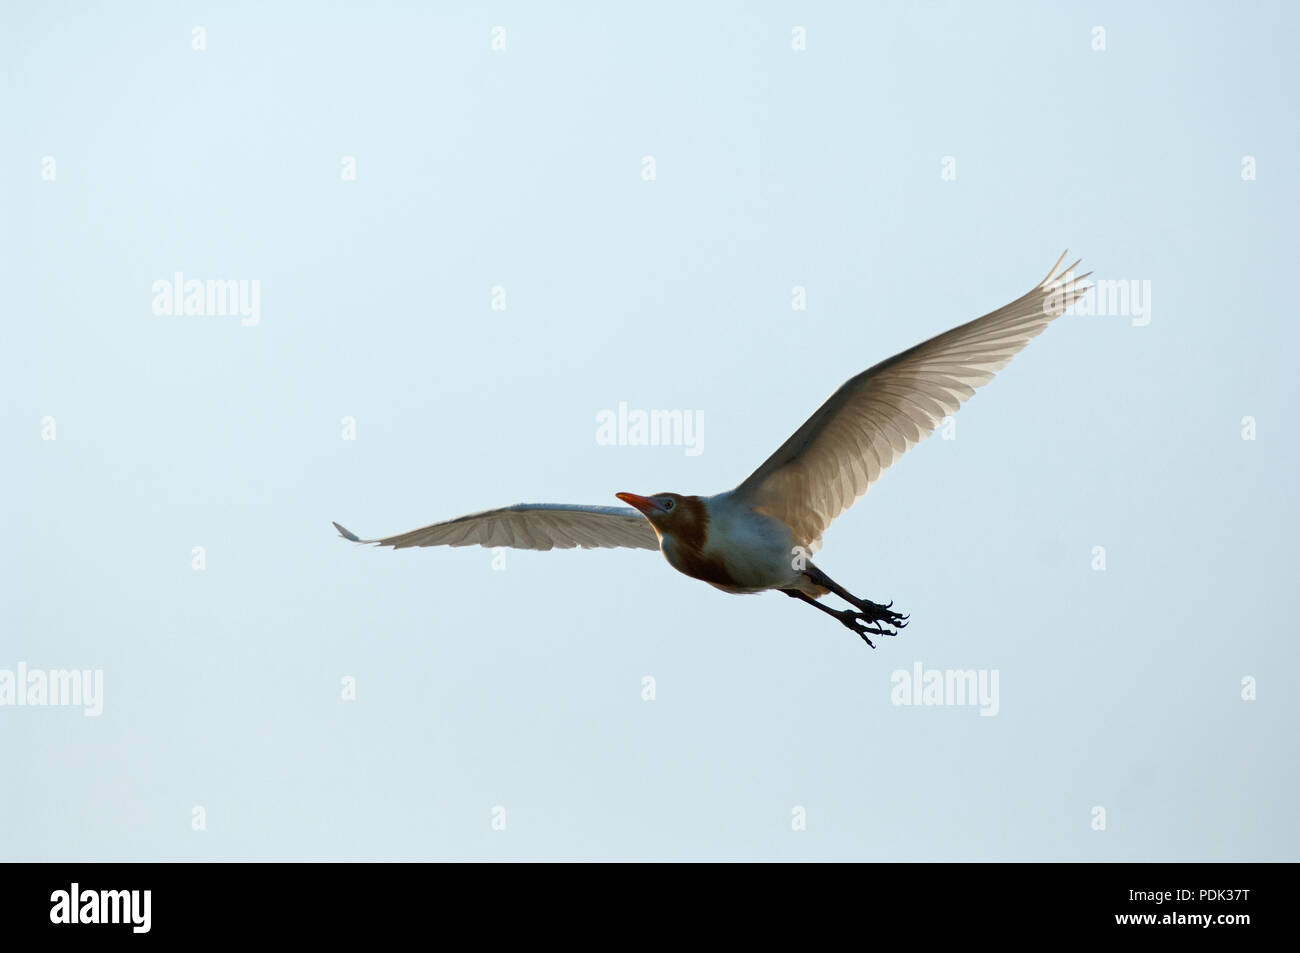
xmin=731 ymin=252 xmax=1090 ymax=551
xmin=332 ymin=504 xmax=659 ymax=552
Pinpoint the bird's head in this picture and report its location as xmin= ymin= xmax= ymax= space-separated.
xmin=616 ymin=491 xmax=708 ymax=545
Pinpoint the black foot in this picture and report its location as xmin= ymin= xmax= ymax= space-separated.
xmin=838 ymin=607 xmax=905 ymax=648
xmin=856 ymin=599 xmax=909 ymax=631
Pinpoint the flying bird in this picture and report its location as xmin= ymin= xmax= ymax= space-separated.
xmin=335 ymin=252 xmax=1089 ymax=646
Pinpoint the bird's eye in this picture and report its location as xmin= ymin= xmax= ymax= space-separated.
xmin=663 ymin=499 xmax=674 ymax=510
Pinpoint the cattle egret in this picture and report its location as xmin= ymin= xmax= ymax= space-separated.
xmin=335 ymin=253 xmax=1090 ymax=646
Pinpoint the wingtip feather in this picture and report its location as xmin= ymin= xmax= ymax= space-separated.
xmin=1041 ymin=249 xmax=1069 ymax=286
xmin=332 ymin=521 xmax=362 ymax=542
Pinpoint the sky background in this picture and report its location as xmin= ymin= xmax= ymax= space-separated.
xmin=3 ymin=1 xmax=1297 ymax=861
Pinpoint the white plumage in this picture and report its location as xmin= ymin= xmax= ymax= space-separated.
xmin=334 ymin=252 xmax=1091 ymax=645
xmin=333 ymin=504 xmax=657 ymax=552
xmin=730 ymin=251 xmax=1089 ymax=551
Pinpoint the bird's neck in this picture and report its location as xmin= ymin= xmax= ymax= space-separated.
xmin=662 ymin=495 xmax=711 ymax=553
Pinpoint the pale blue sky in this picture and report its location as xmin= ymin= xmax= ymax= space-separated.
xmin=3 ymin=1 xmax=1296 ymax=860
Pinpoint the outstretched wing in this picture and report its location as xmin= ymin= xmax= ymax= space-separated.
xmin=332 ymin=503 xmax=659 ymax=552
xmin=731 ymin=252 xmax=1091 ymax=552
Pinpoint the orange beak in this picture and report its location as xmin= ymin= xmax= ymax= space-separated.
xmin=616 ymin=492 xmax=661 ymax=515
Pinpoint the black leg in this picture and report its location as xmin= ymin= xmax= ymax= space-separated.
xmin=803 ymin=564 xmax=909 ymax=630
xmin=783 ymin=589 xmax=897 ymax=648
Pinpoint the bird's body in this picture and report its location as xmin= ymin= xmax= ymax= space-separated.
xmin=649 ymin=492 xmax=808 ymax=596
xmin=335 ymin=252 xmax=1091 ymax=646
